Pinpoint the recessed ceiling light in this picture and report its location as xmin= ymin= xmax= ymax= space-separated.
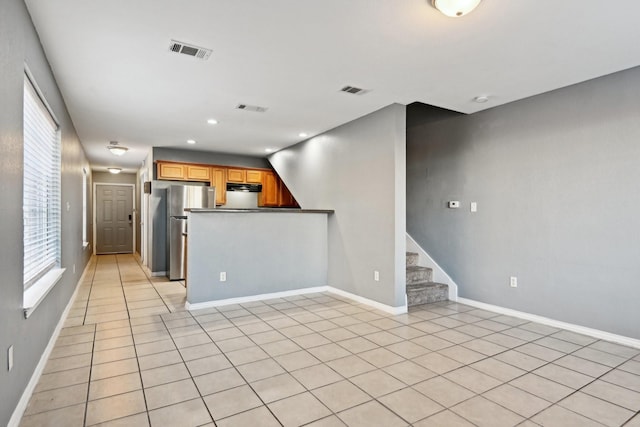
xmin=299 ymin=133 xmax=308 ymax=138
xmin=187 ymin=139 xmax=196 ymax=144
xmin=207 ymin=119 xmax=218 ymax=125
xmin=265 ymin=148 xmax=274 ymax=153
xmin=107 ymin=167 xmax=122 ymax=174
xmin=473 ymin=95 xmax=490 ymax=103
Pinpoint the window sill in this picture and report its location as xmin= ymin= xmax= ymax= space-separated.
xmin=23 ymin=268 xmax=66 ymax=319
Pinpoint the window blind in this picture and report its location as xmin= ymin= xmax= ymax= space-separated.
xmin=23 ymin=75 xmax=61 ymax=289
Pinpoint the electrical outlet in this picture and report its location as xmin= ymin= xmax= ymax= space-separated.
xmin=470 ymin=202 xmax=477 ymax=212
xmin=220 ymin=272 xmax=226 ymax=282
xmin=510 ymin=276 xmax=518 ymax=288
xmin=374 ymin=271 xmax=380 ymax=281
xmin=8 ymin=346 xmax=13 ymax=371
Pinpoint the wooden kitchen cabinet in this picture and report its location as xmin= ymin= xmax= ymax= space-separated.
xmin=259 ymin=171 xmax=278 ymax=206
xmin=211 ymin=167 xmax=227 ymax=205
xmin=278 ymin=180 xmax=298 ymax=207
xmin=157 ymin=162 xmax=186 ymax=180
xmin=246 ymin=169 xmax=262 ymax=183
xmin=226 ymin=168 xmax=246 ymax=183
xmin=186 ymin=165 xmax=210 ymax=181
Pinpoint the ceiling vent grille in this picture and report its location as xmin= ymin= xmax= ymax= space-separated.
xmin=340 ymin=85 xmax=368 ymax=95
xmin=168 ymin=40 xmax=212 ymax=60
xmin=236 ymin=104 xmax=268 ymax=113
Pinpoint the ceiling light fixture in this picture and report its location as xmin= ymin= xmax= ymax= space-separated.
xmin=298 ymin=133 xmax=308 ymax=138
xmin=473 ymin=95 xmax=490 ymax=103
xmin=187 ymin=139 xmax=196 ymax=144
xmin=432 ymin=0 xmax=482 ymax=17
xmin=107 ymin=167 xmax=122 ymax=174
xmin=107 ymin=141 xmax=128 ymax=156
xmin=265 ymin=148 xmax=274 ymax=153
xmin=207 ymin=119 xmax=218 ymax=125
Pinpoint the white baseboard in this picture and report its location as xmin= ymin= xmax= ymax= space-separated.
xmin=151 ymin=271 xmax=167 ymax=277
xmin=327 ymin=287 xmax=407 ymax=315
xmin=457 ymin=297 xmax=640 ymax=350
xmin=8 ymin=262 xmax=90 ymax=427
xmin=185 ymin=286 xmax=407 ymax=315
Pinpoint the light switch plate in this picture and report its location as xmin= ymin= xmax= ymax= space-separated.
xmin=220 ymin=272 xmax=226 ymax=282
xmin=471 ymin=202 xmax=477 ymax=212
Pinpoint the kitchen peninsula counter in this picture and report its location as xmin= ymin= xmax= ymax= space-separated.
xmin=185 ymin=208 xmax=332 ymax=308
xmin=187 ymin=208 xmax=334 ymax=214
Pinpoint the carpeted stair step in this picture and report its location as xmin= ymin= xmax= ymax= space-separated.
xmin=407 ymin=282 xmax=449 ymax=306
xmin=407 ymin=265 xmax=433 ymax=284
xmin=406 ymin=252 xmax=419 ymax=266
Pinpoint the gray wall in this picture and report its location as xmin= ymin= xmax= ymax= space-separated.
xmin=270 ymin=104 xmax=407 ymax=308
xmin=187 ymin=212 xmax=328 ymax=304
xmin=152 ymin=147 xmax=270 ymax=178
xmin=92 ymin=171 xmax=137 ymax=185
xmin=407 ymin=67 xmax=640 ymax=339
xmin=0 ymin=0 xmax=92 ymax=424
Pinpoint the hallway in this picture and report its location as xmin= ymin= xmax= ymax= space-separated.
xmin=18 ymin=255 xmax=640 ymax=426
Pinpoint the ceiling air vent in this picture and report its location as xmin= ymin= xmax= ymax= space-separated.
xmin=236 ymin=104 xmax=268 ymax=113
xmin=168 ymin=40 xmax=212 ymax=60
xmin=340 ymin=85 xmax=368 ymax=95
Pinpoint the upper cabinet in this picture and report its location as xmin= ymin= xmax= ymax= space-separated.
xmin=226 ymin=168 xmax=246 ymax=183
xmin=186 ymin=165 xmax=210 ymax=181
xmin=158 ymin=162 xmax=186 ymax=180
xmin=246 ymin=170 xmax=262 ymax=183
xmin=156 ymin=160 xmax=297 ymax=208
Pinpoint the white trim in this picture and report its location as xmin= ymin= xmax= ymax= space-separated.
xmin=93 ymin=182 xmax=136 ymax=254
xmin=185 ymin=287 xmax=329 ymax=310
xmin=327 ymin=287 xmax=407 ymax=315
xmin=9 ymin=263 xmax=87 ymax=427
xmin=185 ymin=286 xmax=407 ymax=315
xmin=151 ymin=271 xmax=167 ymax=277
xmin=407 ymin=233 xmax=458 ymax=301
xmin=23 ymin=268 xmax=66 ymax=318
xmin=457 ymin=297 xmax=640 ymax=350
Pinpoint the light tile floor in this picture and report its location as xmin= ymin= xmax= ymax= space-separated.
xmin=19 ymin=254 xmax=640 ymax=426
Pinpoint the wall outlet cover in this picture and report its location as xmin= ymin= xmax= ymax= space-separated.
xmin=220 ymin=272 xmax=227 ymax=282
xmin=510 ymin=276 xmax=518 ymax=288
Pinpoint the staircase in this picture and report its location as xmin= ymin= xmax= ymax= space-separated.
xmin=406 ymin=252 xmax=448 ymax=307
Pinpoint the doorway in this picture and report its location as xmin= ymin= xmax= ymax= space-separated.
xmin=95 ymin=184 xmax=134 ymax=254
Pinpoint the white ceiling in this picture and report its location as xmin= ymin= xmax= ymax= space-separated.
xmin=25 ymin=0 xmax=640 ymax=173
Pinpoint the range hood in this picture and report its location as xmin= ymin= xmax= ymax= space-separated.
xmin=226 ymin=182 xmax=262 ymax=192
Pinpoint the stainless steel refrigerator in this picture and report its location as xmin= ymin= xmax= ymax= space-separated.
xmin=166 ymin=185 xmax=215 ymax=280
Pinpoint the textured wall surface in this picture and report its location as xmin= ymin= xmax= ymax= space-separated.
xmin=270 ymin=105 xmax=407 ymax=308
xmin=407 ymin=67 xmax=640 ymax=339
xmin=0 ymin=0 xmax=92 ymax=423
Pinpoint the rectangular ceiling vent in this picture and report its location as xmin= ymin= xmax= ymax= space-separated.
xmin=169 ymin=40 xmax=212 ymax=60
xmin=340 ymin=85 xmax=368 ymax=95
xmin=236 ymin=104 xmax=268 ymax=113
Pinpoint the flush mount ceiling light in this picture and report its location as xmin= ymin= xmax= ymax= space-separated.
xmin=298 ymin=132 xmax=308 ymax=138
xmin=107 ymin=141 xmax=128 ymax=156
xmin=107 ymin=167 xmax=122 ymax=174
xmin=265 ymin=148 xmax=274 ymax=153
xmin=473 ymin=95 xmax=490 ymax=103
xmin=186 ymin=139 xmax=196 ymax=144
xmin=432 ymin=0 xmax=482 ymax=17
xmin=207 ymin=119 xmax=218 ymax=125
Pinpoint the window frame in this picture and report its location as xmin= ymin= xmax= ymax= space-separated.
xmin=22 ymin=70 xmax=65 ymax=318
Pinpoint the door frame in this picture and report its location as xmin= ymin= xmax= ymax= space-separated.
xmin=93 ymin=182 xmax=136 ymax=254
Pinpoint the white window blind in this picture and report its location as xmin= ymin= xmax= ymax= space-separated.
xmin=23 ymin=75 xmax=61 ymax=289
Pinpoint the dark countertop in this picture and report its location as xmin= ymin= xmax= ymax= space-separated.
xmin=186 ymin=208 xmax=334 ymax=214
